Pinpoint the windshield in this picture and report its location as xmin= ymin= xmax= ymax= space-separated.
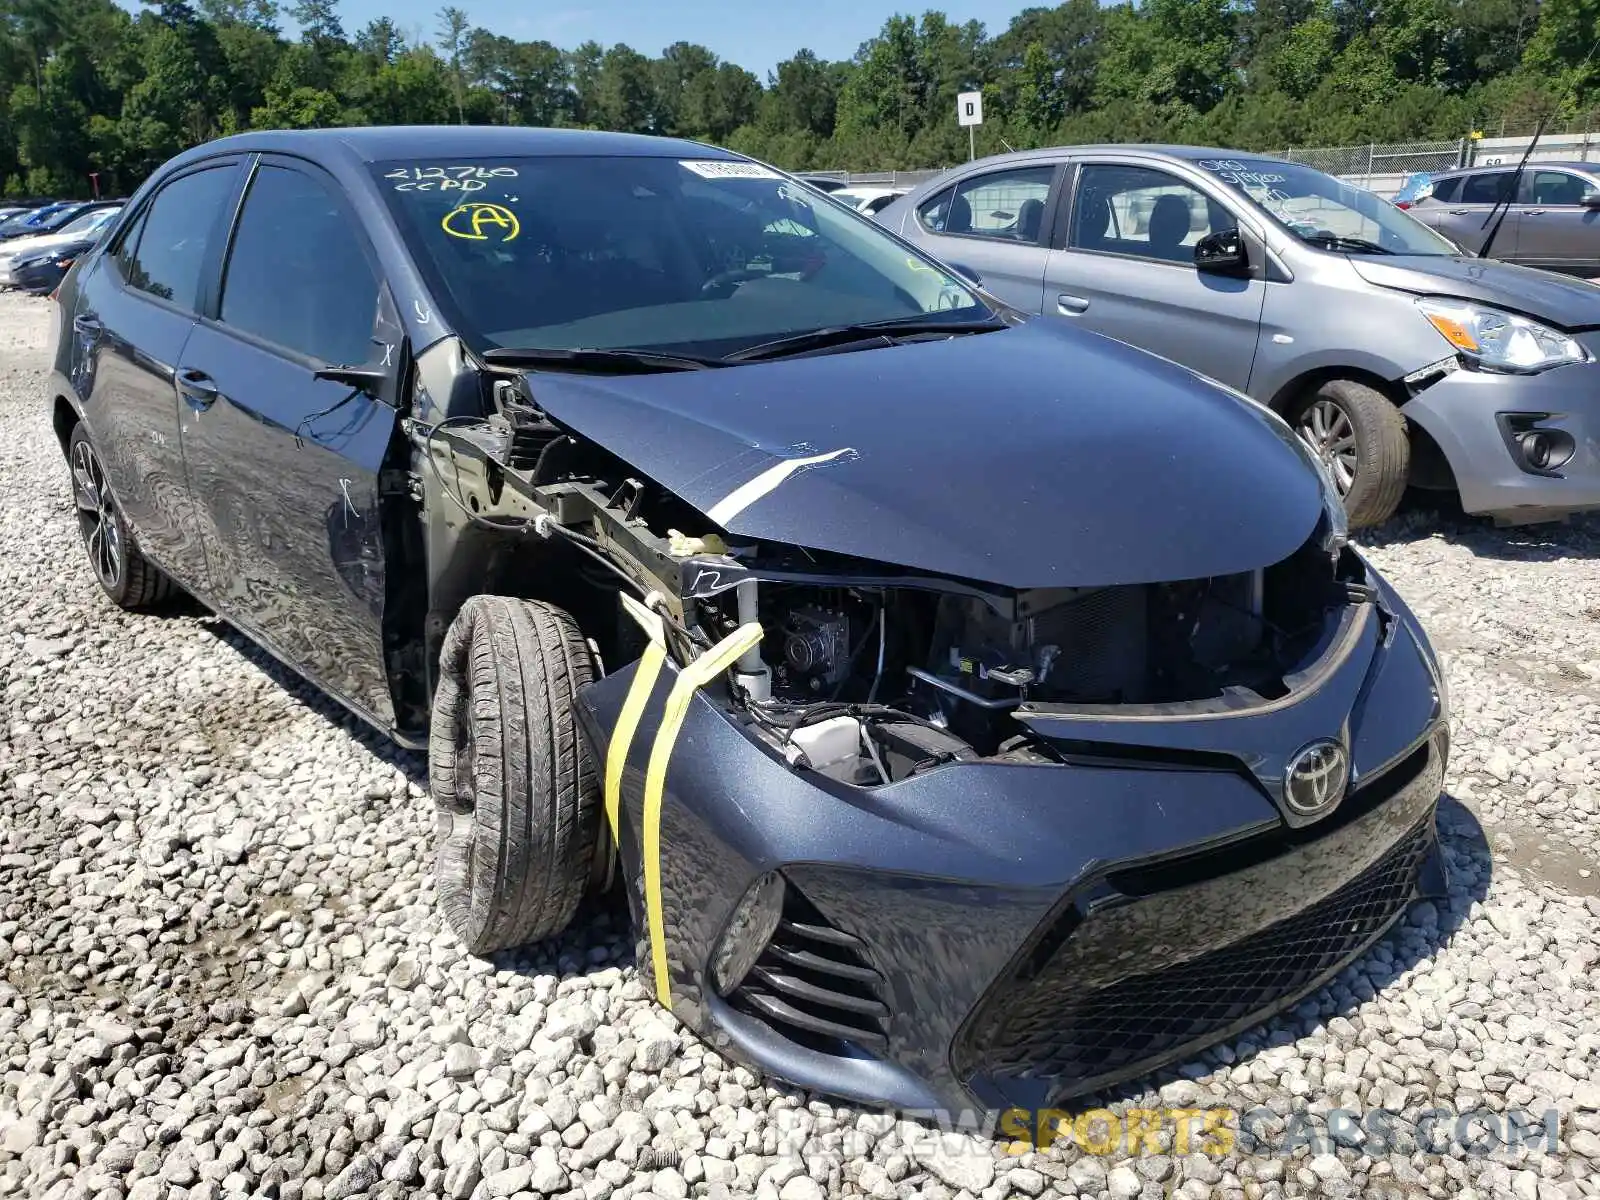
xmin=372 ymin=156 xmax=985 ymax=358
xmin=56 ymin=208 xmax=117 ymax=237
xmin=1193 ymin=157 xmax=1457 ymax=255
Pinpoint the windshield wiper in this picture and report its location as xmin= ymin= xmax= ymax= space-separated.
xmin=1300 ymin=233 xmax=1395 ymax=255
xmin=723 ymin=316 xmax=1009 ymax=364
xmin=481 ymin=346 xmax=725 ymax=372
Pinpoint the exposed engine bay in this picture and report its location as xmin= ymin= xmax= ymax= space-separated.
xmin=418 ymin=375 xmax=1367 ymax=789
xmin=702 ymin=533 xmax=1361 ymax=786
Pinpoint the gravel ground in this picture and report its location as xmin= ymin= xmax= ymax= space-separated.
xmin=2 ymin=286 xmax=1599 ymax=1200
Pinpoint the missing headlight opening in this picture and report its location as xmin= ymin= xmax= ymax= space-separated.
xmin=425 ymin=373 xmax=1368 ymax=791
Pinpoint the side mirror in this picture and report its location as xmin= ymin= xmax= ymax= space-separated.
xmin=313 ymin=364 xmax=390 ymax=398
xmin=1195 ymin=228 xmax=1249 ymax=274
xmin=1582 ymin=189 xmax=1600 ymax=209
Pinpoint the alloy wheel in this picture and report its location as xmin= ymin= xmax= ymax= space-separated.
xmin=71 ymin=440 xmax=123 ymax=590
xmin=1296 ymin=398 xmax=1359 ymax=495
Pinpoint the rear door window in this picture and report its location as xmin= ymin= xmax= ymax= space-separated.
xmin=1459 ymin=172 xmax=1514 ymax=204
xmin=116 ymin=167 xmax=237 ymax=310
xmin=919 ymin=166 xmax=1055 ymax=243
xmin=1428 ymin=176 xmax=1461 ymax=203
xmin=218 ymin=164 xmax=380 ymax=366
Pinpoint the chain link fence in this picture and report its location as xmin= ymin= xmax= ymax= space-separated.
xmin=800 ymin=169 xmax=946 ymax=189
xmin=1276 ymin=140 xmax=1468 ymax=188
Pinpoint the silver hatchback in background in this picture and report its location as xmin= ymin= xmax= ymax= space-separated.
xmin=878 ymin=146 xmax=1600 ymax=528
xmin=1400 ymin=161 xmax=1600 ymax=279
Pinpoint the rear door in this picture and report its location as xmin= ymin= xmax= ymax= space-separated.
xmin=176 ymin=155 xmax=402 ymax=725
xmin=1512 ymin=168 xmax=1600 ymax=277
xmin=904 ymin=162 xmax=1061 ymax=311
xmin=1431 ymin=169 xmax=1517 ymax=257
xmin=1042 ymin=158 xmax=1266 ymax=392
xmin=72 ymin=159 xmax=245 ymax=593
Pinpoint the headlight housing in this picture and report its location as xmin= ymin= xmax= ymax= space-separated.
xmin=1417 ymin=297 xmax=1588 ymax=373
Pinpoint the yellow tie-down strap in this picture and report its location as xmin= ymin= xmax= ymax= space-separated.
xmin=605 ymin=593 xmax=765 ymax=1010
xmin=603 ymin=592 xmax=668 ymax=843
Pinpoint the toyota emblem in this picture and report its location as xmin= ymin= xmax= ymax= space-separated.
xmin=1284 ymin=739 xmax=1349 ymax=817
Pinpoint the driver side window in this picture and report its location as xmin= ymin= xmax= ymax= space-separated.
xmin=1069 ymin=164 xmax=1220 ymax=265
xmin=1526 ymin=170 xmax=1593 ymax=207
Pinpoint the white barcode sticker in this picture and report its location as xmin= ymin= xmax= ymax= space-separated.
xmin=679 ymin=160 xmax=783 ymax=180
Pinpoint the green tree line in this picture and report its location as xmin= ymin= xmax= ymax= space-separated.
xmin=1 ymin=0 xmax=1595 ymax=198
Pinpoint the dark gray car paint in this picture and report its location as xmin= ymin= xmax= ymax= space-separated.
xmin=520 ymin=317 xmax=1326 ymax=589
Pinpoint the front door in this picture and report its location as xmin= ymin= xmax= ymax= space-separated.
xmin=1512 ymin=168 xmax=1600 ymax=277
xmin=176 ymin=156 xmax=401 ymax=725
xmin=1042 ymin=161 xmax=1266 ymax=392
xmin=73 ymin=160 xmax=244 ymax=593
xmin=903 ymin=162 xmax=1060 ymax=312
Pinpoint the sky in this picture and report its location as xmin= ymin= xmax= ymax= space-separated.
xmin=257 ymin=1 xmax=1036 ymax=80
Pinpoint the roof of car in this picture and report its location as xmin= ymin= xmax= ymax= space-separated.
xmin=1436 ymin=160 xmax=1600 ymax=176
xmin=937 ymin=144 xmax=1294 ymax=170
xmin=168 ymin=125 xmax=738 ymax=171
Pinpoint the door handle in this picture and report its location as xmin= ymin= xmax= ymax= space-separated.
xmin=1448 ymin=209 xmax=1473 ymax=215
xmin=1524 ymin=209 xmax=1545 ymax=216
xmin=176 ymin=368 xmax=219 ymax=410
xmin=72 ymin=314 xmax=102 ymax=337
xmin=1057 ymin=294 xmax=1090 ymax=315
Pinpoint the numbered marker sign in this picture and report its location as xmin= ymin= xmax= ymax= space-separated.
xmin=958 ymin=91 xmax=984 ymax=127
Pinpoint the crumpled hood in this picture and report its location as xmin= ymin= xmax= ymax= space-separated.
xmin=523 ymin=319 xmax=1325 ymax=588
xmin=1350 ymin=254 xmax=1600 ymax=328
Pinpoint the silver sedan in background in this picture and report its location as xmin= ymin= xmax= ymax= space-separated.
xmin=879 ymin=145 xmax=1600 ymax=529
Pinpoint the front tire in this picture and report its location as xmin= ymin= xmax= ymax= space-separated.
xmin=66 ymin=424 xmax=175 ymax=610
xmin=1291 ymin=379 xmax=1410 ymax=529
xmin=429 ymin=595 xmax=601 ymax=955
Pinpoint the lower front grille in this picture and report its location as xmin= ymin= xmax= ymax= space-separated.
xmin=728 ymin=891 xmax=890 ymax=1056
xmin=958 ymin=817 xmax=1434 ymax=1104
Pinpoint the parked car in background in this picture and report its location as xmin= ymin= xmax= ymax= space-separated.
xmin=796 ymin=174 xmax=849 ymax=193
xmin=0 ymin=199 xmax=120 ymax=242
xmin=827 ymin=185 xmax=907 ymax=216
xmin=1401 ymin=161 xmax=1600 ymax=278
xmin=0 ymin=204 xmax=122 ymax=286
xmin=45 ymin=125 xmax=1447 ymax=1115
xmin=0 ymin=202 xmax=68 ymax=238
xmin=8 ymin=235 xmax=98 ymax=294
xmin=881 ymin=145 xmax=1600 ymax=528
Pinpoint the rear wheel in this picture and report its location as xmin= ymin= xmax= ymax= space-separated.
xmin=1291 ymin=379 xmax=1409 ymax=528
xmin=429 ymin=595 xmax=601 ymax=955
xmin=67 ymin=424 xmax=175 ymax=610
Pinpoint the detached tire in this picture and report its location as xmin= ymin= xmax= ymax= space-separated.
xmin=66 ymin=424 xmax=175 ymax=610
xmin=1290 ymin=379 xmax=1410 ymax=529
xmin=430 ymin=595 xmax=601 ymax=955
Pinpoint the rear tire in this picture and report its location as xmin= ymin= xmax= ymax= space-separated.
xmin=1290 ymin=379 xmax=1409 ymax=529
xmin=429 ymin=595 xmax=601 ymax=955
xmin=66 ymin=424 xmax=176 ymax=610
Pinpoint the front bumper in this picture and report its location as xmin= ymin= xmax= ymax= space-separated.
xmin=575 ymin=576 xmax=1447 ymax=1113
xmin=10 ymin=261 xmax=64 ymax=294
xmin=1404 ymin=355 xmax=1600 ymax=520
